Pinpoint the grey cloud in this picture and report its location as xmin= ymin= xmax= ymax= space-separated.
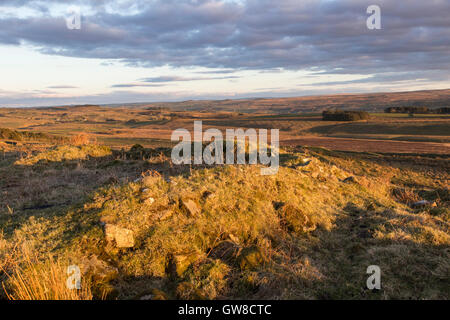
xmin=0 ymin=0 xmax=449 ymax=87
xmin=47 ymin=85 xmax=78 ymax=89
xmin=110 ymin=83 xmax=166 ymax=88
xmin=141 ymin=75 xmax=239 ymax=83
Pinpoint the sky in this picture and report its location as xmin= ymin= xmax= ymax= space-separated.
xmin=0 ymin=0 xmax=449 ymax=107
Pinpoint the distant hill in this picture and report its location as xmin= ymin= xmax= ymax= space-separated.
xmin=131 ymin=89 xmax=450 ymax=113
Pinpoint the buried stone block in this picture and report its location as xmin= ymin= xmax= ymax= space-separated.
xmin=237 ymin=246 xmax=266 ymax=271
xmin=104 ymin=224 xmax=135 ymax=248
xmin=181 ymin=198 xmax=201 ymax=217
xmin=166 ymin=252 xmax=203 ymax=278
xmin=79 ymin=255 xmax=119 ymax=299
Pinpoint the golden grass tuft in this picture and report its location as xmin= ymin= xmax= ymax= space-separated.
xmin=14 ymin=144 xmax=112 ymax=165
xmin=2 ymin=252 xmax=93 ymax=300
xmin=70 ymin=132 xmax=92 ymax=146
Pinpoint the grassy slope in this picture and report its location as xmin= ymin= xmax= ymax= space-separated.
xmin=0 ymin=141 xmax=448 ymax=300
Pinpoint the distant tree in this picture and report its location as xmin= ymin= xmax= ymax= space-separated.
xmin=322 ymin=110 xmax=370 ymax=121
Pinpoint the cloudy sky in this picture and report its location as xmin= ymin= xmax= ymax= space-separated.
xmin=0 ymin=0 xmax=449 ymax=107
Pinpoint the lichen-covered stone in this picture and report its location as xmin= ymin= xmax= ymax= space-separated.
xmin=166 ymin=252 xmax=202 ymax=278
xmin=181 ymin=199 xmax=201 ymax=217
xmin=237 ymin=246 xmax=266 ymax=271
xmin=104 ymin=224 xmax=134 ymax=248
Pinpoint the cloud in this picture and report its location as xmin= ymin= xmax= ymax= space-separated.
xmin=140 ymin=75 xmax=240 ymax=83
xmin=47 ymin=85 xmax=78 ymax=89
xmin=0 ymin=0 xmax=449 ymax=107
xmin=0 ymin=0 xmax=448 ymax=77
xmin=110 ymin=83 xmax=166 ymax=88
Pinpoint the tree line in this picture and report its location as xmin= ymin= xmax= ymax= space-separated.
xmin=384 ymin=107 xmax=450 ymax=114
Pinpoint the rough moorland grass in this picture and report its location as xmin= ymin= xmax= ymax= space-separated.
xmin=15 ymin=145 xmax=112 ymax=165
xmin=1 ymin=144 xmax=448 ymax=300
xmin=2 ymin=252 xmax=93 ymax=300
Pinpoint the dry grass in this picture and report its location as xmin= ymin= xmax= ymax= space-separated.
xmin=14 ymin=144 xmax=112 ymax=165
xmin=70 ymin=133 xmax=93 ymax=146
xmin=0 ymin=139 xmax=448 ymax=300
xmin=2 ymin=250 xmax=93 ymax=300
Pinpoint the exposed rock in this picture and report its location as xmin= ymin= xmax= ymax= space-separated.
xmin=166 ymin=252 xmax=202 ymax=278
xmin=80 ymin=255 xmax=119 ymax=283
xmin=411 ymin=200 xmax=437 ymax=208
xmin=80 ymin=255 xmax=119 ymax=299
xmin=210 ymin=240 xmax=241 ymax=262
xmin=228 ymin=234 xmax=240 ymax=244
xmin=181 ymin=199 xmax=201 ymax=217
xmin=298 ymin=158 xmax=312 ymax=167
xmin=272 ymin=201 xmax=285 ymax=210
xmin=343 ymin=176 xmax=357 ymax=183
xmin=158 ymin=209 xmax=173 ymax=221
xmin=202 ymin=190 xmax=214 ymax=199
xmin=237 ymin=246 xmax=266 ymax=271
xmin=104 ymin=224 xmax=135 ymax=248
xmin=278 ymin=204 xmax=316 ymax=233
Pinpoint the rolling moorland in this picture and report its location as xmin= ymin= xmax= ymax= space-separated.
xmin=0 ymin=89 xmax=449 ymax=300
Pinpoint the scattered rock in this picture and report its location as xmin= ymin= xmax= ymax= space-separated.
xmin=166 ymin=252 xmax=202 ymax=278
xmin=181 ymin=199 xmax=201 ymax=217
xmin=80 ymin=255 xmax=119 ymax=299
xmin=298 ymin=158 xmax=312 ymax=167
xmin=228 ymin=234 xmax=240 ymax=244
xmin=411 ymin=200 xmax=437 ymax=208
xmin=80 ymin=255 xmax=119 ymax=283
xmin=104 ymin=224 xmax=135 ymax=248
xmin=278 ymin=204 xmax=316 ymax=233
xmin=272 ymin=201 xmax=285 ymax=210
xmin=158 ymin=209 xmax=173 ymax=221
xmin=210 ymin=240 xmax=241 ymax=262
xmin=237 ymin=246 xmax=266 ymax=271
xmin=202 ymin=190 xmax=214 ymax=199
xmin=343 ymin=176 xmax=357 ymax=183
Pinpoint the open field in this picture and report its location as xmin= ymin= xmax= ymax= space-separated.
xmin=1 ymin=102 xmax=449 ymax=152
xmin=115 ymin=89 xmax=450 ymax=113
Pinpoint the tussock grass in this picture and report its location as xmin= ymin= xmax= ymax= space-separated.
xmin=15 ymin=145 xmax=112 ymax=165
xmin=70 ymin=133 xmax=93 ymax=146
xmin=0 ymin=239 xmax=93 ymax=300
